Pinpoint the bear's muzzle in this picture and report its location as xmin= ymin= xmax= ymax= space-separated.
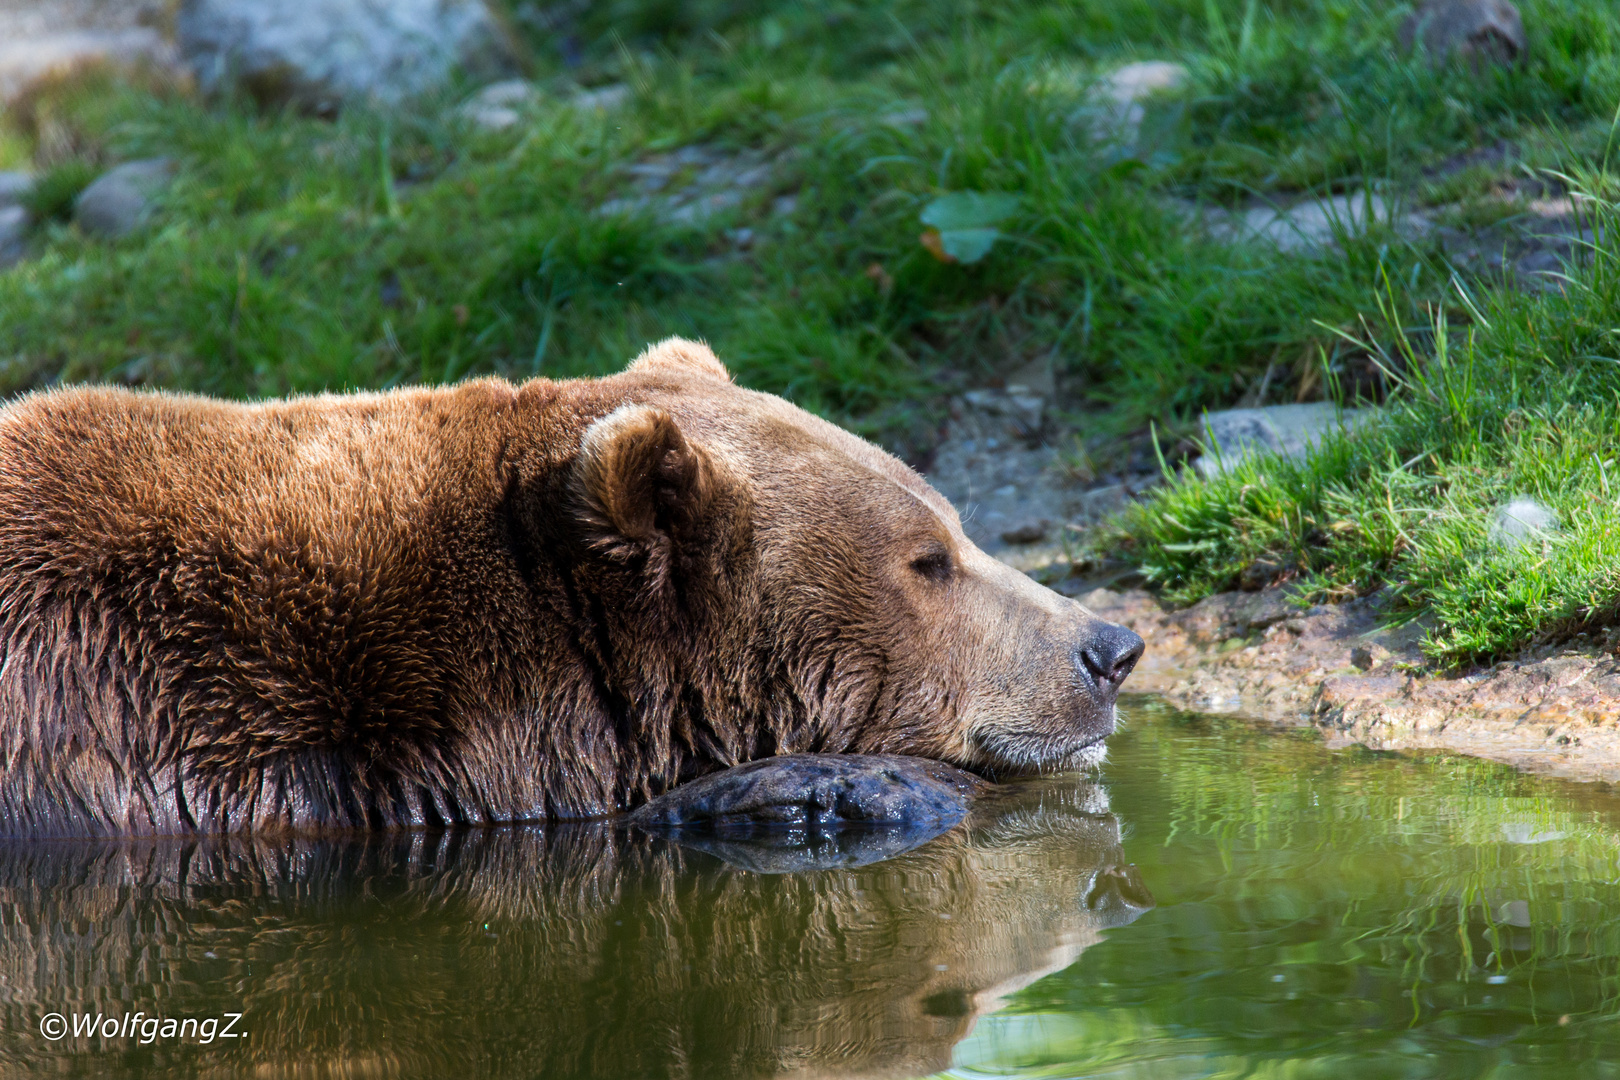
xmin=1074 ymin=623 xmax=1145 ymax=706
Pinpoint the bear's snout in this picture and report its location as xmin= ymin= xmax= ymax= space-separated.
xmin=1074 ymin=623 xmax=1144 ymax=704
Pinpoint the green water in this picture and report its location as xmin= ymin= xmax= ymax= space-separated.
xmin=6 ymin=696 xmax=1620 ymax=1078
xmin=955 ymin=699 xmax=1620 ymax=1080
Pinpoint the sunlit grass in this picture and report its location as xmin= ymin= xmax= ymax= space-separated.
xmin=1109 ymin=185 xmax=1620 ymax=665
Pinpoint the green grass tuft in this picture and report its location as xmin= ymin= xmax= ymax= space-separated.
xmin=1111 ymin=186 xmax=1620 ymax=665
xmin=20 ymin=160 xmax=98 ymax=223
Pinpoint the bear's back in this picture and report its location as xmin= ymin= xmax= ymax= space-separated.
xmin=0 ymin=381 xmax=555 ymax=837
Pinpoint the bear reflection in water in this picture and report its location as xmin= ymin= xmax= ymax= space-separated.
xmin=0 ymin=779 xmax=1150 ymax=1080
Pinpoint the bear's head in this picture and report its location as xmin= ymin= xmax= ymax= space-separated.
xmin=553 ymin=338 xmax=1143 ymax=786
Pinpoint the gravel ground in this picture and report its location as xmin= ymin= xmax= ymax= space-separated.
xmin=923 ymin=385 xmax=1158 ymax=574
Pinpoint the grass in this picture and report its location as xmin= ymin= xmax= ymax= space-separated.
xmin=1111 ymin=244 xmax=1620 ymax=667
xmin=7 ymin=1 xmax=1620 ymax=661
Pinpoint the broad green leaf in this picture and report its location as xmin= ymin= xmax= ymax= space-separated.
xmin=938 ymin=227 xmax=1002 ymax=263
xmin=920 ymin=193 xmax=1020 ymax=263
xmin=920 ymin=192 xmax=1021 ymax=231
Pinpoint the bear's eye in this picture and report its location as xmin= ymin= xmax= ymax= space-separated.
xmin=910 ymin=548 xmax=953 ymax=584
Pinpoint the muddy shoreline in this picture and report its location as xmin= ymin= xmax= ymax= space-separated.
xmin=1077 ymin=585 xmax=1620 ymax=786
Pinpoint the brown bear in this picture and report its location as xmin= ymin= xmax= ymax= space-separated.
xmin=0 ymin=339 xmax=1142 ymax=837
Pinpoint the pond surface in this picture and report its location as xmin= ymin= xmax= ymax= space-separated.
xmin=7 ymin=697 xmax=1620 ymax=1078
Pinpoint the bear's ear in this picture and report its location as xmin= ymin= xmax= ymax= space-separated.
xmin=626 ymin=337 xmax=732 ymax=383
xmin=573 ymin=404 xmax=716 ymax=561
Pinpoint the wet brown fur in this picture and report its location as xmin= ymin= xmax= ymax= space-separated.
xmin=0 ymin=340 xmax=1133 ymax=837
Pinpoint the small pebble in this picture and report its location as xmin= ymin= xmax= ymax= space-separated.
xmin=1351 ymin=644 xmax=1391 ymax=671
xmin=1000 ymin=520 xmax=1049 ymax=545
xmin=74 ymin=158 xmax=176 ymax=239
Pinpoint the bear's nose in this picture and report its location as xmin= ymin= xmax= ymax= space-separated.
xmin=1077 ymin=624 xmax=1144 ymax=700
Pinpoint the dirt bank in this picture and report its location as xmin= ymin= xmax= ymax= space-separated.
xmin=1073 ymin=585 xmax=1620 ymax=786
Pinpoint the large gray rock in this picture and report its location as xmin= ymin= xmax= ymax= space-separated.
xmin=1399 ymin=0 xmax=1525 ymax=68
xmin=73 ymin=158 xmax=175 ymax=238
xmin=1198 ymin=403 xmax=1372 ymax=476
xmin=0 ymin=1 xmax=177 ymax=101
xmin=177 ymin=0 xmax=514 ymax=110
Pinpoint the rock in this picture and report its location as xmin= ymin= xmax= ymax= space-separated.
xmin=961 ymin=386 xmax=1045 ymax=439
xmin=458 ymin=78 xmax=539 ymax=131
xmin=1079 ymin=585 xmax=1620 ymax=786
xmin=73 ymin=158 xmax=175 ymax=238
xmin=1351 ymin=643 xmax=1392 ymax=671
xmin=1080 ymin=483 xmax=1129 ymax=518
xmin=571 ymin=83 xmax=631 ymax=112
xmin=0 ymin=171 xmax=33 ymax=205
xmin=1197 ymin=403 xmax=1372 ymax=477
xmin=1318 ymin=673 xmax=1407 ymax=707
xmin=1242 ymin=587 xmax=1302 ymax=633
xmin=1083 ymin=60 xmax=1188 ymax=146
xmin=1100 ymin=60 xmax=1188 ymax=102
xmin=1238 ymin=557 xmax=1288 ymax=591
xmin=1200 ymin=192 xmax=1429 ymax=253
xmin=0 ymin=11 xmax=176 ymax=102
xmin=1006 ymin=354 xmax=1057 ymax=397
xmin=1000 ymin=519 xmax=1050 ymax=545
xmin=1400 ymin=0 xmax=1525 ymax=68
xmin=1488 ymin=497 xmax=1557 ymax=552
xmin=473 ymin=78 xmax=537 ymax=108
xmin=1429 ymin=192 xmax=1604 ymax=291
xmin=177 ymin=0 xmax=514 ymax=110
xmin=0 ymin=172 xmax=27 ymax=267
xmin=878 ymin=106 xmax=928 ymax=127
xmin=0 ymin=205 xmax=27 ymax=269
xmin=597 ymin=144 xmax=778 ymax=226
xmin=630 ymin=754 xmax=985 ymax=870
